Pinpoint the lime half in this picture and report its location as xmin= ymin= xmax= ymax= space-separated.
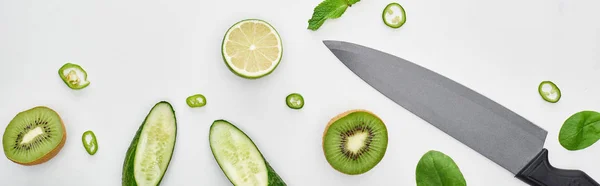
xmin=222 ymin=19 xmax=283 ymax=79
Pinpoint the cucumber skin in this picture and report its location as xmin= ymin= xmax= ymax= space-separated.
xmin=122 ymin=101 xmax=177 ymax=186
xmin=266 ymin=163 xmax=287 ymax=186
xmin=210 ymin=120 xmax=287 ymax=186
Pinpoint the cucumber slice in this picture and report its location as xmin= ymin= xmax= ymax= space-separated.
xmin=209 ymin=120 xmax=286 ymax=186
xmin=122 ymin=101 xmax=177 ymax=186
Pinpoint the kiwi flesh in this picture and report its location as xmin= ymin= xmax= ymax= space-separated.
xmin=2 ymin=106 xmax=67 ymax=165
xmin=322 ymin=109 xmax=388 ymax=175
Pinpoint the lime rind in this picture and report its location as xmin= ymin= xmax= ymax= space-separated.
xmin=221 ymin=19 xmax=283 ymax=79
xmin=382 ymin=3 xmax=406 ymax=29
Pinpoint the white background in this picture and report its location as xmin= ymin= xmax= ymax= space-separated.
xmin=1 ymin=0 xmax=599 ymax=185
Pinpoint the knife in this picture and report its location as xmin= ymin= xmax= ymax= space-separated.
xmin=323 ymin=40 xmax=599 ymax=186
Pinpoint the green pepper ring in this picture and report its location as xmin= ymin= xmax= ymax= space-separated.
xmin=186 ymin=94 xmax=207 ymax=108
xmin=538 ymin=81 xmax=561 ymax=103
xmin=58 ymin=63 xmax=90 ymax=90
xmin=81 ymin=130 xmax=98 ymax=155
xmin=286 ymin=93 xmax=304 ymax=109
xmin=382 ymin=2 xmax=407 ymax=29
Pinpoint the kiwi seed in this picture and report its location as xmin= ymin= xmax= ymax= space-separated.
xmin=322 ymin=109 xmax=388 ymax=175
xmin=2 ymin=106 xmax=67 ymax=166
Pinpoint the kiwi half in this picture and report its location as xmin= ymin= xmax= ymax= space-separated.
xmin=322 ymin=109 xmax=388 ymax=175
xmin=2 ymin=106 xmax=67 ymax=165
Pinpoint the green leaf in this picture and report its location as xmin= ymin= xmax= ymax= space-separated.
xmin=416 ymin=150 xmax=466 ymax=186
xmin=348 ymin=0 xmax=361 ymax=5
xmin=559 ymin=111 xmax=600 ymax=151
xmin=307 ymin=0 xmax=355 ymax=30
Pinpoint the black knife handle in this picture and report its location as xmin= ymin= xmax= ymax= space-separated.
xmin=516 ymin=148 xmax=599 ymax=186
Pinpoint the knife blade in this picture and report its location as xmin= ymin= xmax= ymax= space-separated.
xmin=323 ymin=40 xmax=599 ymax=186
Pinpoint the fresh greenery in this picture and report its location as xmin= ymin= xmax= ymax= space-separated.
xmin=307 ymin=0 xmax=361 ymax=30
xmin=558 ymin=111 xmax=600 ymax=151
xmin=416 ymin=150 xmax=466 ymax=186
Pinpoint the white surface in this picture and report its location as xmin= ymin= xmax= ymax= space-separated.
xmin=0 ymin=0 xmax=599 ymax=185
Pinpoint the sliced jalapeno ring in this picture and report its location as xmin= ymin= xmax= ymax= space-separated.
xmin=382 ymin=3 xmax=406 ymax=29
xmin=286 ymin=93 xmax=304 ymax=109
xmin=58 ymin=63 xmax=90 ymax=90
xmin=82 ymin=130 xmax=98 ymax=155
xmin=186 ymin=94 xmax=207 ymax=108
xmin=538 ymin=81 xmax=561 ymax=103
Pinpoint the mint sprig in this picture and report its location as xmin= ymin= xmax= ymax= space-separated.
xmin=307 ymin=0 xmax=361 ymax=30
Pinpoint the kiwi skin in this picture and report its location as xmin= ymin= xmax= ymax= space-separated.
xmin=4 ymin=106 xmax=67 ymax=166
xmin=322 ymin=109 xmax=388 ymax=175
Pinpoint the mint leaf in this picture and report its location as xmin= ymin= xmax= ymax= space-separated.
xmin=559 ymin=111 xmax=600 ymax=151
xmin=348 ymin=0 xmax=361 ymax=5
xmin=416 ymin=150 xmax=466 ymax=186
xmin=307 ymin=0 xmax=351 ymax=30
